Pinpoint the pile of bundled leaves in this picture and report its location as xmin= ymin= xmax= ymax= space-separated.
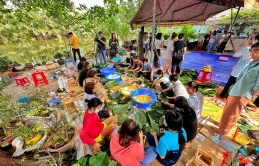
xmin=179 ymin=68 xmax=218 ymax=97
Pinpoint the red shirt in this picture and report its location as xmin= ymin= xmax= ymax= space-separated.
xmin=110 ymin=133 xmax=144 ymax=166
xmin=80 ymin=112 xmax=104 ymax=146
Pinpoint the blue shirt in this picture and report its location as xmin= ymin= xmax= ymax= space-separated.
xmin=230 ymin=60 xmax=259 ymax=100
xmin=231 ymin=47 xmax=251 ymax=77
xmin=144 ymin=62 xmax=152 ymax=71
xmin=113 ymin=56 xmax=122 ymax=64
xmin=156 ymin=129 xmax=187 ymax=157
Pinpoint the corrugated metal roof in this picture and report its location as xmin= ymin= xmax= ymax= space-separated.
xmin=130 ymin=0 xmax=245 ymax=29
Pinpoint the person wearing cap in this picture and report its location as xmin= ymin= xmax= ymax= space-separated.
xmin=68 ymin=32 xmax=81 ymax=62
xmin=77 ymin=57 xmax=86 ymax=73
xmin=95 ymin=31 xmax=107 ymax=64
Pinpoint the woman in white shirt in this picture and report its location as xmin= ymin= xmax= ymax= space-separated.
xmin=154 ymin=33 xmax=163 ymax=62
xmin=164 ymin=32 xmax=178 ymax=74
xmin=207 ymin=31 xmax=217 ymax=53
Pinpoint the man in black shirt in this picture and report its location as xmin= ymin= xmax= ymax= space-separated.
xmin=171 ymin=33 xmax=187 ymax=74
xmin=77 ymin=57 xmax=86 ymax=73
xmin=95 ymin=31 xmax=107 ymax=64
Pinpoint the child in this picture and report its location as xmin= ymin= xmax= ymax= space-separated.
xmin=138 ymin=58 xmax=152 ymax=79
xmin=152 ymin=69 xmax=170 ymax=91
xmin=147 ymin=111 xmax=187 ymax=166
xmin=150 ymin=62 xmax=161 ymax=81
xmin=186 ymin=81 xmax=204 ymax=120
xmin=162 ymin=74 xmax=189 ymax=106
xmin=112 ymin=53 xmax=122 ymax=68
xmin=80 ymin=98 xmax=117 ymax=154
xmin=174 ymin=96 xmax=198 ymax=149
xmin=110 ymin=119 xmax=145 ymax=166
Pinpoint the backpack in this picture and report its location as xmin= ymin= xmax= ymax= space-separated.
xmin=173 ymin=41 xmax=185 ymax=57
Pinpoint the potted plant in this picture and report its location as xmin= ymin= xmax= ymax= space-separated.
xmin=54 ymin=52 xmax=64 ymax=65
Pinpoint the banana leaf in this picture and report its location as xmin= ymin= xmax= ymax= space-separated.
xmin=146 ymin=113 xmax=160 ymax=135
xmin=112 ymin=104 xmax=134 ymax=125
xmin=160 ymin=93 xmax=168 ymax=103
xmin=88 ymin=152 xmax=112 ymax=166
xmin=132 ymin=111 xmax=148 ymax=130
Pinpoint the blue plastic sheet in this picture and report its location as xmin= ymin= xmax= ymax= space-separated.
xmin=160 ymin=52 xmax=239 ymax=86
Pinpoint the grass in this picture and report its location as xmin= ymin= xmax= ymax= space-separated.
xmin=0 ymin=37 xmax=95 ymax=65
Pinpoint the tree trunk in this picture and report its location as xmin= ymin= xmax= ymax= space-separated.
xmin=138 ymin=26 xmax=144 ymax=61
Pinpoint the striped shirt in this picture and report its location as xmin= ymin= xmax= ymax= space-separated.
xmin=231 ymin=47 xmax=251 ymax=77
xmin=187 ymin=92 xmax=204 ymax=120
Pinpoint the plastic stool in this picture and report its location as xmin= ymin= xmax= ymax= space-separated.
xmin=197 ymin=70 xmax=212 ymax=83
xmin=196 ymin=44 xmax=202 ymax=51
xmin=32 ymin=71 xmax=48 ymax=87
xmin=64 ymin=58 xmax=76 ymax=68
xmin=15 ymin=76 xmax=30 ymax=86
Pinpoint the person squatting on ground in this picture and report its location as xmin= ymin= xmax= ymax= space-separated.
xmin=80 ymin=98 xmax=117 ymax=154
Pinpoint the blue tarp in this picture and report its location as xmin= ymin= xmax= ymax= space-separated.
xmin=161 ymin=52 xmax=240 ymax=86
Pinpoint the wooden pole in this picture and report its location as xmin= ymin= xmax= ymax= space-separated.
xmin=138 ymin=26 xmax=144 ymax=60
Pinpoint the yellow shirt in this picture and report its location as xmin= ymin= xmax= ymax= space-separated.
xmin=70 ymin=35 xmax=79 ymax=49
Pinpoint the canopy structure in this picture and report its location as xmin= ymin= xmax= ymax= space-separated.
xmin=131 ymin=0 xmax=245 ymax=30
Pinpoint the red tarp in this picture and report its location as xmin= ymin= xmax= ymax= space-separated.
xmin=130 ymin=0 xmax=245 ymax=29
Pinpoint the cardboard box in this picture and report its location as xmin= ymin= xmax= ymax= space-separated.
xmin=192 ymin=133 xmax=206 ymax=151
xmin=219 ymin=135 xmax=241 ymax=153
xmin=180 ymin=148 xmax=196 ymax=164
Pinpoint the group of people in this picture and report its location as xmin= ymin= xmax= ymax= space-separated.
xmin=69 ymin=31 xmax=119 ymax=64
xmin=202 ymin=30 xmax=233 ymax=54
xmin=76 ymin=53 xmax=204 ymax=165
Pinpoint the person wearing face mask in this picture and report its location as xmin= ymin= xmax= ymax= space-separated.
xmin=80 ymin=98 xmax=117 ymax=154
xmin=138 ymin=58 xmax=152 ymax=79
xmin=147 ymin=111 xmax=187 ymax=166
xmin=213 ymin=42 xmax=259 ymax=135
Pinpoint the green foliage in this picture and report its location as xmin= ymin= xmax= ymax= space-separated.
xmin=112 ymin=103 xmax=134 ymax=125
xmin=163 ymin=34 xmax=170 ymax=40
xmin=176 ymin=25 xmax=198 ymax=41
xmin=0 ymin=56 xmax=11 ymax=70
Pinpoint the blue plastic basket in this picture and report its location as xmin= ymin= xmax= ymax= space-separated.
xmin=100 ymin=67 xmax=115 ymax=76
xmin=131 ymin=88 xmax=157 ymax=109
xmin=105 ymin=72 xmax=121 ymax=82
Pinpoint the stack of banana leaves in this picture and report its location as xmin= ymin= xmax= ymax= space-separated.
xmin=92 ymin=62 xmax=108 ymax=73
xmin=179 ymin=68 xmax=218 ymax=97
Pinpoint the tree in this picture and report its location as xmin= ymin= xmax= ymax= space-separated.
xmin=176 ymin=25 xmax=198 ymax=41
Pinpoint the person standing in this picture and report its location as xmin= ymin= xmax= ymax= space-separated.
xmin=69 ymin=32 xmax=81 ymax=62
xmin=217 ymin=31 xmax=229 ymax=54
xmin=219 ymin=38 xmax=256 ymax=99
xmin=202 ymin=34 xmax=210 ymax=52
xmin=109 ymin=33 xmax=119 ymax=59
xmin=154 ymin=33 xmax=163 ymax=63
xmin=207 ymin=31 xmax=217 ymax=53
xmin=143 ymin=32 xmax=149 ymax=54
xmin=171 ymin=33 xmax=187 ymax=74
xmin=215 ymin=42 xmax=259 ymax=135
xmin=95 ymin=31 xmax=107 ymax=64
xmin=164 ymin=32 xmax=177 ymax=74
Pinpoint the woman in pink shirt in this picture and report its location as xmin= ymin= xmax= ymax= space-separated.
xmin=80 ymin=98 xmax=117 ymax=153
xmin=110 ymin=119 xmax=145 ymax=166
